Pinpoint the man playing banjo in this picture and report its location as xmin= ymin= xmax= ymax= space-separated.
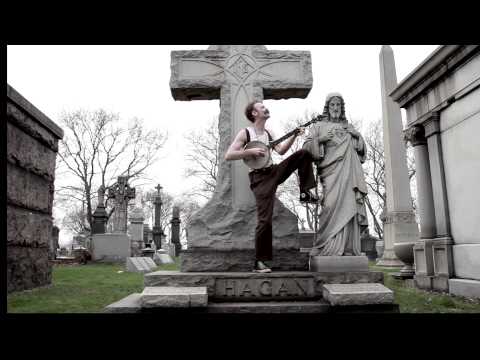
xmin=225 ymin=100 xmax=318 ymax=273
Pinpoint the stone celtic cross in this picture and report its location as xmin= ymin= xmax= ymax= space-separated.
xmin=107 ymin=176 xmax=136 ymax=233
xmin=170 ymin=45 xmax=313 ymax=207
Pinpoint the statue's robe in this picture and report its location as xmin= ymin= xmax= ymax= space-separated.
xmin=303 ymin=120 xmax=369 ymax=255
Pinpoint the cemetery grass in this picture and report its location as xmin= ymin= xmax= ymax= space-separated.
xmin=369 ymin=262 xmax=480 ymax=313
xmin=7 ymin=258 xmax=181 ymax=313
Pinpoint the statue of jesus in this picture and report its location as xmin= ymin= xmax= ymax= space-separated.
xmin=303 ymin=92 xmax=369 ymax=256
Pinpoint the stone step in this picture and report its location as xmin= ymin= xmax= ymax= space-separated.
xmin=144 ymin=270 xmax=384 ymax=302
xmin=104 ymin=293 xmax=142 ymax=313
xmin=140 ymin=286 xmax=208 ymax=308
xmin=206 ymin=301 xmax=330 ymax=314
xmin=322 ymin=283 xmax=395 ymax=306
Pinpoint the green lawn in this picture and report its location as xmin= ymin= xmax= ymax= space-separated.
xmin=7 ymin=257 xmax=181 ymax=313
xmin=8 ymin=258 xmax=479 ymax=313
xmin=369 ymin=262 xmax=480 ymax=313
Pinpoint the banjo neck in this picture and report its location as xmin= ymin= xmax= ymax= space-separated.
xmin=267 ymin=114 xmax=326 ymax=148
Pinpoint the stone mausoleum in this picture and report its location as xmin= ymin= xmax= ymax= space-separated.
xmin=392 ymin=45 xmax=480 ymax=298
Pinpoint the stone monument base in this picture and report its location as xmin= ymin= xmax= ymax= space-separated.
xmin=92 ymin=233 xmax=130 ymax=262
xmin=180 ymin=248 xmax=309 ymax=272
xmin=104 ymin=270 xmax=399 ymax=313
xmin=309 ymin=256 xmax=369 ymax=272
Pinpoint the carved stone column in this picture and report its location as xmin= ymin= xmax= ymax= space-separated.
xmin=424 ymin=113 xmax=454 ymax=292
xmin=404 ymin=125 xmax=436 ymax=288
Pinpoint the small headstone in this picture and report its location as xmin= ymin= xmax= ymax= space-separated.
xmin=142 ymin=247 xmax=155 ymax=259
xmin=126 ymin=257 xmax=157 ymax=273
xmin=153 ymin=250 xmax=174 ymax=265
xmin=322 ymin=283 xmax=394 ymax=306
xmin=140 ymin=286 xmax=208 ymax=308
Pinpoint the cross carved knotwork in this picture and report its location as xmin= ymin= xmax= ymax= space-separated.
xmin=107 ymin=176 xmax=136 ymax=233
xmin=170 ymin=45 xmax=312 ymax=207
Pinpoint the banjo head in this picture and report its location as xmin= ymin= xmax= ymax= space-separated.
xmin=243 ymin=141 xmax=270 ymax=170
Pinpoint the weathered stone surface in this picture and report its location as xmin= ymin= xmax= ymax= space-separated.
xmin=6 ymin=102 xmax=61 ymax=152
xmin=322 ymin=283 xmax=394 ymax=306
xmin=309 ymin=256 xmax=369 ymax=272
xmin=7 ymin=246 xmax=52 ymax=293
xmin=449 ymin=278 xmax=480 ymax=299
xmin=126 ymin=257 xmax=157 ymax=273
xmin=7 ymin=84 xmax=62 ymax=294
xmin=104 ymin=293 xmax=142 ymax=313
xmin=207 ymin=301 xmax=330 ymax=314
xmin=7 ymin=122 xmax=58 ymax=181
xmin=153 ymin=251 xmax=174 ymax=265
xmin=171 ymin=46 xmax=312 ymax=268
xmin=7 ymin=163 xmax=54 ymax=214
xmin=180 ymin=248 xmax=309 ymax=272
xmin=92 ymin=233 xmax=131 ymax=262
xmin=144 ymin=270 xmax=384 ymax=302
xmin=186 ymin=198 xmax=301 ymax=251
xmin=7 ymin=206 xmax=52 ymax=247
xmin=140 ymin=286 xmax=208 ymax=308
xmin=414 ymin=274 xmax=433 ymax=290
xmin=452 ymin=244 xmax=480 ymax=281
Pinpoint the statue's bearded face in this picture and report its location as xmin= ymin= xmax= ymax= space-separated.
xmin=328 ymin=97 xmax=342 ymax=120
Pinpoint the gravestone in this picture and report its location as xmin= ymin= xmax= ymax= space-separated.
xmin=7 ymin=84 xmax=63 ymax=293
xmin=170 ymin=206 xmax=181 ymax=256
xmin=91 ymin=176 xmax=135 ymax=262
xmin=50 ymin=225 xmax=60 ymax=260
xmin=153 ymin=249 xmax=175 ymax=265
xmin=378 ymin=45 xmax=419 ymax=272
xmin=170 ymin=45 xmax=313 ymax=271
xmin=92 ymin=185 xmax=108 ymax=234
xmin=128 ymin=205 xmax=145 ymax=257
xmin=126 ymin=257 xmax=157 ymax=273
xmin=107 ymin=177 xmax=136 ymax=233
xmin=152 ymin=184 xmax=164 ymax=250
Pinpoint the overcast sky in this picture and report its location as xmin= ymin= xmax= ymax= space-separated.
xmin=7 ymin=45 xmax=439 ymax=245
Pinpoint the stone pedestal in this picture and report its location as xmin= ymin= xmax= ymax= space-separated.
xmin=309 ymin=256 xmax=369 ymax=273
xmin=104 ymin=270 xmax=401 ymax=313
xmin=92 ymin=233 xmax=131 ymax=262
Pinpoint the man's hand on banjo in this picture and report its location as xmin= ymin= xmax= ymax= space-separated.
xmin=244 ymin=148 xmax=266 ymax=158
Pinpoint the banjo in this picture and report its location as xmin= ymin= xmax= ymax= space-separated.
xmin=243 ymin=114 xmax=326 ymax=170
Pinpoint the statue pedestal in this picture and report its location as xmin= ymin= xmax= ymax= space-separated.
xmin=309 ymin=256 xmax=369 ymax=272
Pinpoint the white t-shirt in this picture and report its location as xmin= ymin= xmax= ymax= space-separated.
xmin=245 ymin=127 xmax=276 ymax=171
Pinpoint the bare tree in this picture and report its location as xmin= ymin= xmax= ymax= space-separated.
xmin=183 ymin=117 xmax=219 ymax=202
xmin=362 ymin=118 xmax=416 ymax=238
xmin=55 ymin=109 xmax=167 ymax=234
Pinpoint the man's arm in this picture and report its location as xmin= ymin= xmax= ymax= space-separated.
xmin=225 ymin=129 xmax=266 ymax=161
xmin=273 ymin=128 xmax=305 ymax=155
